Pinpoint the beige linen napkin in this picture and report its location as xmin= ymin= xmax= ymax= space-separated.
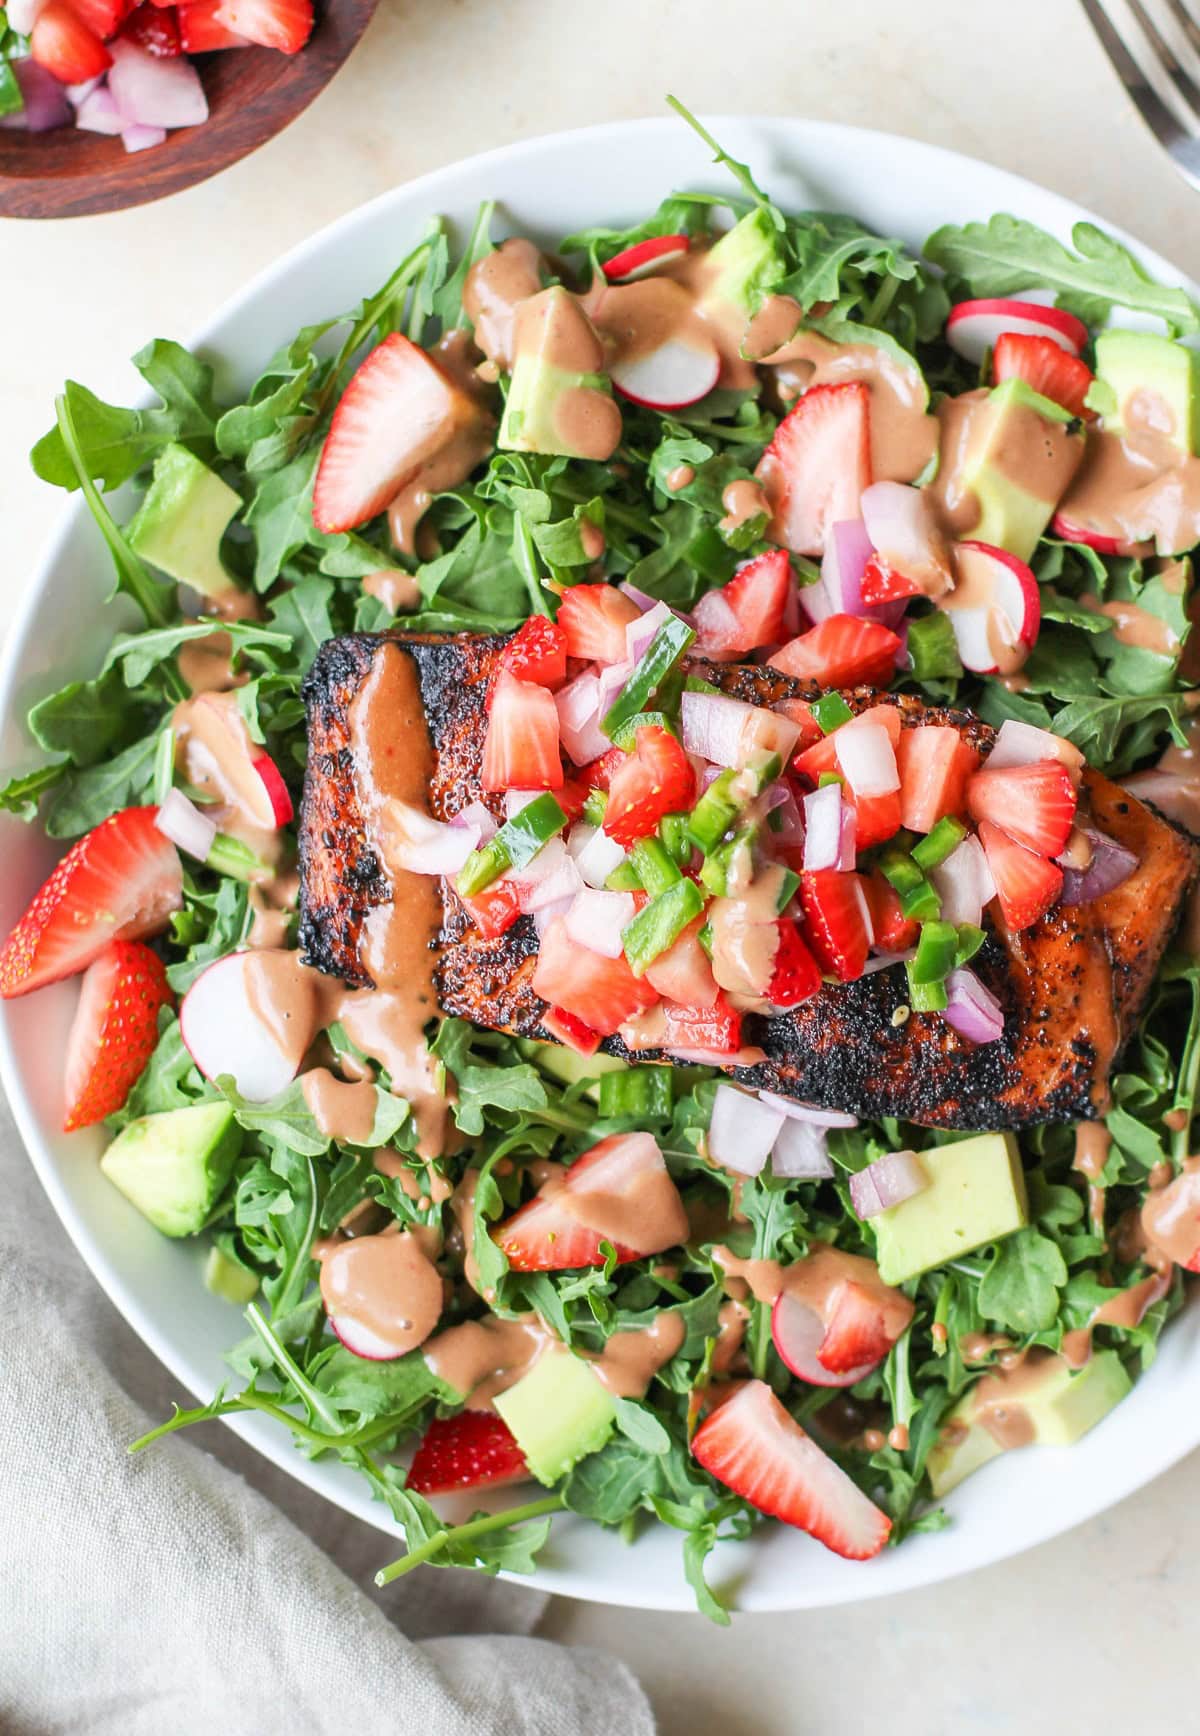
xmin=0 ymin=1096 xmax=654 ymax=1735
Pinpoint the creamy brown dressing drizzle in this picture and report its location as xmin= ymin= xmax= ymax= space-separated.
xmin=586 ymin=1310 xmax=686 ymax=1398
xmin=930 ymin=389 xmax=1085 ymax=542
xmin=1140 ymin=1155 xmax=1200 ymax=1269
xmin=719 ymin=478 xmax=769 ymax=534
xmin=1058 ymin=419 xmax=1200 ymax=555
xmin=538 ymin=1142 xmax=689 ymax=1253
xmin=759 ymin=329 xmax=938 ymax=484
xmin=463 ymin=237 xmax=546 ymax=373
xmin=708 ymin=865 xmax=789 ymax=1002
xmin=1061 ymin=1269 xmax=1172 ymax=1368
xmin=317 ymin=1228 xmax=444 ymax=1357
xmin=665 ymin=463 xmax=695 ymax=492
xmin=172 ymin=690 xmax=284 ymax=874
xmin=301 ymin=1067 xmax=379 ymax=1146
xmin=177 ymin=627 xmax=247 ymax=695
xmin=1079 ymin=592 xmax=1179 ymax=655
xmin=424 ymin=1313 xmax=550 ymax=1410
xmin=713 ymin=1243 xmax=915 ymax=1344
xmin=385 ymin=330 xmax=496 ymax=556
xmin=363 ymin=569 xmax=421 ymax=615
xmin=1073 ymin=1120 xmax=1112 ymax=1182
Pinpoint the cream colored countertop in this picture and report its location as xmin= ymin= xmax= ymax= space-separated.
xmin=4 ymin=1 xmax=1200 ymax=1729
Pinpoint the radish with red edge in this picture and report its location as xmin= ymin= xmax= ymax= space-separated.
xmin=180 ymin=951 xmax=308 ymax=1101
xmin=252 ymin=753 xmax=294 ymax=826
xmin=941 ymin=541 xmax=1041 ymax=674
xmin=602 ymin=233 xmax=690 ymax=282
xmin=320 ymin=1232 xmax=443 ymax=1362
xmin=771 ymin=1291 xmax=881 ymax=1387
xmin=945 ymin=298 xmax=1088 ymax=364
xmin=1051 ymin=511 xmax=1124 ymax=556
xmin=611 ymin=333 xmax=720 ymax=411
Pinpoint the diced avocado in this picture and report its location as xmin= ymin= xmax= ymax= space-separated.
xmin=498 ymin=286 xmax=620 ymax=460
xmin=515 ymin=1038 xmax=627 ymax=1103
xmin=1094 ymin=328 xmax=1200 ymax=456
xmin=952 ymin=377 xmax=1086 ymax=562
xmin=203 ymin=1245 xmax=259 ymax=1304
xmin=927 ymin=1349 xmax=1131 ymax=1496
xmin=127 ymin=443 xmax=243 ymax=600
xmin=872 ymin=1132 xmax=1028 ymax=1285
xmin=494 ymin=1345 xmax=616 ymax=1484
xmin=700 ymin=206 xmax=784 ymax=317
xmin=100 ymin=1102 xmax=241 ymax=1238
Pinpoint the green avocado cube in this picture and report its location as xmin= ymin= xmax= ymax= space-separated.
xmin=498 ymin=286 xmax=620 ymax=460
xmin=127 ymin=443 xmax=243 ymax=600
xmin=203 ymin=1245 xmax=260 ymax=1304
xmin=951 ymin=377 xmax=1086 ymax=562
xmin=872 ymin=1132 xmax=1028 ymax=1285
xmin=494 ymin=1346 xmax=616 ymax=1485
xmin=100 ymin=1102 xmax=241 ymax=1238
xmin=1094 ymin=328 xmax=1200 ymax=457
xmin=700 ymin=206 xmax=784 ymax=319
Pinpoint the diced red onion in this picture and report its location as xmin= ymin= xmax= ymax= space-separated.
xmin=503 ymin=789 xmax=539 ymax=820
xmin=109 ymin=39 xmax=208 ymax=129
xmin=932 ymin=835 xmax=995 ymax=927
xmin=451 ymin=799 xmax=497 ymax=844
xmin=987 ymin=719 xmax=1085 ymax=783
xmin=555 ymin=672 xmax=610 ymax=767
xmin=564 ymin=887 xmax=635 ymax=958
xmin=771 ymin=1117 xmax=835 ymax=1178
xmin=0 ymin=59 xmax=71 ymax=132
xmin=510 ymin=838 xmax=583 ymax=909
xmin=533 ymin=895 xmax=576 ymax=938
xmin=861 ymin=947 xmax=916 ymax=974
xmin=680 ymin=691 xmax=754 ymax=768
xmin=618 ymin=581 xmax=660 ymax=614
xmin=708 ymin=1083 xmax=785 ymax=1176
xmin=75 ymin=84 xmax=124 ymax=136
xmin=123 ymin=124 xmax=167 ymax=153
xmin=692 ymin=589 xmax=741 ymax=658
xmin=838 ymin=802 xmax=858 ymax=873
xmin=801 ymin=572 xmax=836 ymax=626
xmin=860 ymin=481 xmax=951 ymax=598
xmin=66 ymin=74 xmax=103 ymax=103
xmin=757 ymin=1091 xmax=858 ymax=1129
xmin=389 ymin=803 xmax=479 ymax=874
xmin=597 ymin=657 xmax=635 ymax=717
xmin=155 ymin=788 xmax=217 ymax=862
xmin=1058 ymin=830 xmax=1139 ymax=906
xmin=766 ymin=782 xmax=806 ymax=847
xmin=821 ymin=519 xmax=874 ymax=618
xmin=942 ymin=967 xmax=1005 ymax=1044
xmin=625 ymin=599 xmax=677 ymax=664
xmin=834 ymin=720 xmax=899 ymax=797
xmin=5 ymin=0 xmax=44 ymax=32
xmin=803 ymin=783 xmax=843 ymax=871
xmin=849 ymin=1149 xmax=930 ymax=1219
xmin=568 ymin=822 xmax=627 ymax=889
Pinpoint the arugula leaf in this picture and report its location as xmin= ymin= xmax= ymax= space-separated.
xmin=977 ymin=1227 xmax=1068 ymax=1334
xmin=0 ymin=761 xmax=69 ymax=822
xmin=41 ymin=729 xmax=160 ymax=837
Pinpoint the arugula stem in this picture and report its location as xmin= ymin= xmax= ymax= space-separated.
xmin=511 ymin=514 xmax=552 ymax=617
xmin=664 ymin=96 xmax=778 ymax=221
xmin=1170 ymin=972 xmax=1200 ymax=1163
xmin=317 ymin=244 xmax=434 ymax=420
xmin=245 ymin=1300 xmax=342 ymax=1432
xmin=749 ymin=1299 xmax=770 ymax=1380
xmin=374 ymin=1493 xmax=565 ymax=1585
xmin=863 ymin=274 xmax=901 ymax=328
xmin=128 ymin=1388 xmax=428 ymax=1457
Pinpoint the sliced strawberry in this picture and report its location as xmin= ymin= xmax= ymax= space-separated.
xmin=481 ymin=671 xmax=563 ymax=792
xmin=767 ymin=919 xmax=822 ymax=1008
xmin=582 ymin=744 xmax=627 ymax=794
xmin=556 ymin=584 xmax=641 ymax=664
xmin=774 ymin=697 xmax=824 ymax=758
xmin=533 ymin=915 xmax=658 ymax=1036
xmin=0 ymin=807 xmax=183 ymax=1000
xmin=496 ymin=616 xmax=568 ymax=691
xmin=859 ymin=553 xmax=921 ymax=607
xmin=754 ymin=383 xmax=872 ymax=557
xmin=495 ymin=1132 xmax=683 ymax=1269
xmin=863 ymin=871 xmax=919 ymax=953
xmin=312 ymin=334 xmax=486 ymax=534
xmin=177 ymin=0 xmax=249 ymax=49
xmin=63 ymin=941 xmax=173 ymax=1132
xmin=897 ymin=725 xmax=979 ymax=833
xmin=769 ymin=614 xmax=901 ymax=690
xmin=30 ymin=2 xmax=111 ymax=80
xmin=693 ymin=549 xmax=792 ymax=657
xmin=662 ymin=994 xmax=742 ymax=1055
xmin=71 ymin=0 xmax=134 ymax=36
xmin=847 ymin=786 xmax=902 ymax=850
xmin=212 ymin=0 xmax=311 ymax=50
xmin=800 ymin=870 xmax=871 ymax=982
xmin=119 ymin=1 xmax=181 ymax=51
xmin=406 ymin=1411 xmax=529 ymax=1496
xmin=459 ymin=878 xmax=522 ymax=941
xmin=816 ymin=1281 xmax=896 ymax=1375
xmin=603 ymin=725 xmax=695 ymax=849
xmin=553 ymin=777 xmax=589 ymax=823
xmin=541 ymin=1004 xmax=602 ymax=1056
xmin=977 ymin=819 xmax=1063 ymax=931
xmin=992 ymin=331 xmax=1095 ymax=420
xmin=644 ymin=915 xmax=719 ymax=1008
xmin=967 ymin=760 xmax=1077 ymax=858
xmin=690 ymin=1378 xmax=891 ymax=1560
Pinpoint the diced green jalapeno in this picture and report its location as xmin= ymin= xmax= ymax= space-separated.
xmin=811 ymin=692 xmax=854 ymax=734
xmin=457 ymin=793 xmax=567 ymax=896
xmin=599 ymin=1066 xmax=675 ymax=1121
xmin=630 ymin=836 xmax=682 ymax=898
xmin=954 ymin=922 xmax=986 ymax=966
xmin=912 ymin=816 xmax=967 ymax=871
xmin=686 ymin=769 xmax=740 ymax=854
xmin=582 ymin=788 xmax=608 ymax=827
xmin=774 ymin=867 xmax=800 ymax=913
xmin=659 ymin=813 xmax=692 ymax=866
xmin=622 ymin=878 xmax=706 ymax=974
xmin=605 ymin=859 xmax=643 ymax=892
xmin=611 ymin=710 xmax=676 ymax=751
xmin=911 ymin=919 xmax=959 ymax=984
xmin=601 ymin=614 xmax=695 ymax=739
xmin=906 ymin=962 xmax=949 ymax=1012
xmin=906 ymin=611 xmax=962 ymax=682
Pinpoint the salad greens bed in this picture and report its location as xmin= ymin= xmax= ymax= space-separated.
xmin=7 ymin=108 xmax=1200 ymax=1618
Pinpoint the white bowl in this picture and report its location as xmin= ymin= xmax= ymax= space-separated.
xmin=3 ymin=116 xmax=1198 ymax=1615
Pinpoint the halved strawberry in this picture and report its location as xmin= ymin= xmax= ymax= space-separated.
xmin=556 ymin=584 xmax=641 ymax=664
xmin=71 ymin=0 xmax=134 ymax=36
xmin=63 ymin=942 xmax=173 ymax=1132
xmin=213 ymin=0 xmax=311 ymax=50
xmin=495 ymin=1131 xmax=684 ymax=1269
xmin=859 ymin=553 xmax=920 ymax=607
xmin=800 ymin=870 xmax=871 ymax=982
xmin=533 ymin=915 xmax=658 ymax=1036
xmin=176 ymin=0 xmax=249 ymax=49
xmin=312 ymin=334 xmax=486 ymax=535
xmin=692 ymin=549 xmax=792 ymax=657
xmin=977 ymin=819 xmax=1063 ymax=931
xmin=967 ymin=760 xmax=1077 ymax=858
xmin=897 ymin=725 xmax=978 ymax=834
xmin=754 ymin=383 xmax=872 ymax=557
xmin=847 ymin=786 xmax=902 ymax=850
xmin=119 ymin=1 xmax=181 ymax=52
xmin=481 ymin=671 xmax=563 ymax=792
xmin=863 ymin=870 xmax=919 ymax=953
xmin=406 ymin=1411 xmax=529 ymax=1496
xmin=767 ymin=920 xmax=822 ymax=1008
xmin=662 ymin=994 xmax=742 ymax=1055
xmin=459 ymin=878 xmax=522 ymax=941
xmin=816 ymin=1281 xmax=896 ymax=1375
xmin=769 ymin=614 xmax=901 ymax=690
xmin=30 ymin=1 xmax=111 ymax=80
xmin=992 ymin=332 xmax=1095 ymax=420
xmin=644 ymin=915 xmax=718 ymax=1008
xmin=496 ymin=616 xmax=568 ymax=691
xmin=690 ymin=1378 xmax=892 ymax=1560
xmin=0 ymin=807 xmax=183 ymax=1000
xmin=603 ymin=724 xmax=695 ymax=848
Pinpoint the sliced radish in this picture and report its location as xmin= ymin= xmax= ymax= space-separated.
xmin=612 ymin=334 xmax=721 ymax=411
xmin=180 ymin=952 xmax=309 ymax=1102
xmin=328 ymin=1314 xmax=406 ymax=1361
xmin=771 ymin=1291 xmax=880 ymax=1388
xmin=603 ymin=233 xmax=690 ymax=282
xmin=942 ymin=541 xmax=1041 ymax=674
xmin=945 ymin=298 xmax=1088 ymax=364
xmin=1050 ymin=511 xmax=1124 ymax=555
xmin=252 ymin=753 xmax=294 ymax=826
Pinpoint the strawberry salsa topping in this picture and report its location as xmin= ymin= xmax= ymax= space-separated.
xmin=7 ymin=108 xmax=1200 ymax=1612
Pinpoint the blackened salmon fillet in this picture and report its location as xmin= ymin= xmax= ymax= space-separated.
xmin=298 ymin=631 xmax=1199 ymax=1130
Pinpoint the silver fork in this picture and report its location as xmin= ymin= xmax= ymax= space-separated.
xmin=1081 ymin=0 xmax=1200 ymax=188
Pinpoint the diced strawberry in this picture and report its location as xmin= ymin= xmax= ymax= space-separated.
xmin=212 ymin=0 xmax=311 ymax=50
xmin=481 ymin=671 xmax=563 ymax=792
xmin=582 ymin=745 xmax=627 ymax=793
xmin=0 ymin=807 xmax=182 ymax=1000
xmin=897 ymin=725 xmax=978 ymax=833
xmin=495 ymin=1131 xmax=683 ymax=1269
xmin=662 ymin=994 xmax=742 ymax=1055
xmin=690 ymin=1378 xmax=892 ymax=1560
xmin=63 ymin=942 xmax=173 ymax=1132
xmin=30 ymin=2 xmax=111 ymax=80
xmin=406 ymin=1411 xmax=529 ymax=1496
xmin=992 ymin=332 xmax=1095 ymax=420
xmin=773 ymin=697 xmax=824 ymax=758
xmin=792 ymin=702 xmax=901 ymax=787
xmin=556 ymin=584 xmax=641 ymax=664
xmin=176 ymin=0 xmax=249 ymax=49
xmin=977 ymin=819 xmax=1064 ymax=931
xmin=70 ymin=0 xmax=134 ymax=36
xmin=767 ymin=920 xmax=822 ymax=1008
xmin=459 ymin=878 xmax=522 ymax=941
xmin=863 ymin=870 xmax=919 ymax=952
xmin=541 ymin=1004 xmax=602 ymax=1056
xmin=800 ymin=870 xmax=871 ymax=982
xmin=120 ymin=2 xmax=181 ymax=52
xmin=644 ymin=915 xmax=719 ymax=1007
xmin=769 ymin=614 xmax=901 ymax=691
xmin=603 ymin=725 xmax=695 ymax=848
xmin=693 ymin=549 xmax=792 ymax=657
xmin=816 ymin=1281 xmax=896 ymax=1375
xmin=754 ymin=383 xmax=872 ymax=557
xmin=553 ymin=776 xmax=589 ymax=822
xmin=967 ymin=760 xmax=1078 ymax=858
xmin=859 ymin=553 xmax=920 ymax=607
xmin=533 ymin=915 xmax=658 ymax=1036
xmin=846 ymin=786 xmax=902 ymax=850
xmin=496 ymin=616 xmax=568 ymax=690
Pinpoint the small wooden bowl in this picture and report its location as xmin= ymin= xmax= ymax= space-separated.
xmin=0 ymin=0 xmax=377 ymax=221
